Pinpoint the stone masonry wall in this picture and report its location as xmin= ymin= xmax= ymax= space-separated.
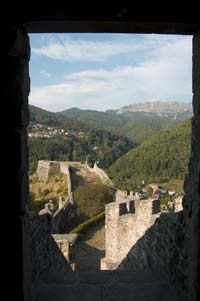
xmin=60 ymin=162 xmax=72 ymax=200
xmin=37 ymin=160 xmax=60 ymax=181
xmin=52 ymin=201 xmax=74 ymax=233
xmin=53 ymin=162 xmax=74 ymax=232
xmin=31 ymin=161 xmax=76 ymax=279
xmin=182 ymin=32 xmax=200 ymax=301
xmin=115 ymin=189 xmax=134 ymax=203
xmin=102 ymin=196 xmax=186 ymax=299
xmin=118 ymin=211 xmax=185 ymax=277
xmin=86 ymin=162 xmax=114 ymax=186
xmin=30 ymin=210 xmax=71 ymax=281
xmin=101 ymin=199 xmax=161 ymax=269
xmin=36 ymin=160 xmax=74 ymax=233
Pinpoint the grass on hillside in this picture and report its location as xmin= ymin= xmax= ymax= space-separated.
xmin=29 ymin=172 xmax=68 ymax=212
xmin=159 ymin=179 xmax=184 ymax=192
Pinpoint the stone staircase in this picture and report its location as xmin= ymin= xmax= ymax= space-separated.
xmin=32 ymin=269 xmax=178 ymax=301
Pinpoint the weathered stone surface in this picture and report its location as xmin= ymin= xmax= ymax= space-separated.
xmin=33 ymin=270 xmax=178 ymax=301
xmin=33 ymin=283 xmax=101 ymax=301
xmin=36 ymin=160 xmax=74 ymax=233
xmin=86 ymin=162 xmax=114 ymax=186
xmin=30 ymin=212 xmax=71 ymax=281
xmin=39 ymin=270 xmax=77 ymax=285
xmin=192 ymin=33 xmax=200 ymax=94
xmin=78 ymin=270 xmax=115 ymax=284
xmin=37 ymin=160 xmax=60 ymax=181
xmin=101 ymin=199 xmax=162 ymax=270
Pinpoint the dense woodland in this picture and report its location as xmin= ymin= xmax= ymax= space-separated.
xmin=108 ymin=118 xmax=191 ymax=190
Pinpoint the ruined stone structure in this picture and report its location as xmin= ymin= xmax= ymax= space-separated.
xmin=3 ymin=8 xmax=199 ymax=301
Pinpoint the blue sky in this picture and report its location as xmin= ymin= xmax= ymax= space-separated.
xmin=29 ymin=33 xmax=192 ymax=112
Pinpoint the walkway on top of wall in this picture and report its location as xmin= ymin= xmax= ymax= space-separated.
xmin=33 ymin=269 xmax=178 ymax=301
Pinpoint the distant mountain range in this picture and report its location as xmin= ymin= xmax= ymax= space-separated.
xmin=57 ymin=101 xmax=192 ymax=143
xmin=106 ymin=101 xmax=192 ymax=118
xmin=29 ymin=103 xmax=192 ymax=186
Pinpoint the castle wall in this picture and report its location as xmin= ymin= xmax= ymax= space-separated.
xmin=36 ymin=160 xmax=60 ymax=181
xmin=102 ymin=196 xmax=186 ymax=300
xmin=86 ymin=162 xmax=114 ymax=187
xmin=118 ymin=212 xmax=185 ymax=277
xmin=101 ymin=199 xmax=161 ymax=269
xmin=31 ymin=161 xmax=77 ymax=278
xmin=36 ymin=160 xmax=74 ymax=233
xmin=52 ymin=200 xmax=74 ymax=233
xmin=52 ymin=234 xmax=78 ymax=270
xmin=115 ymin=189 xmax=134 ymax=203
xmin=60 ymin=162 xmax=72 ymax=201
xmin=30 ymin=210 xmax=71 ymax=281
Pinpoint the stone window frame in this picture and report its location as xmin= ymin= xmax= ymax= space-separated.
xmin=9 ymin=17 xmax=199 ymax=301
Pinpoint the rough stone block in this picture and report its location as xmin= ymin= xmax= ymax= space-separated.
xmin=39 ymin=270 xmax=77 ymax=284
xmin=78 ymin=270 xmax=114 ymax=284
xmin=192 ymin=93 xmax=200 ymax=116
xmin=192 ymin=33 xmax=200 ymax=94
xmin=34 ymin=284 xmax=101 ymax=301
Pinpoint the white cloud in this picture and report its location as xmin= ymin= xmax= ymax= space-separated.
xmin=40 ymin=70 xmax=51 ymax=78
xmin=29 ymin=35 xmax=192 ymax=111
xmin=32 ymin=35 xmax=141 ymax=62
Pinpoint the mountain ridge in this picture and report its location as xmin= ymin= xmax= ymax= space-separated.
xmin=56 ymin=100 xmax=192 ymax=116
xmin=107 ymin=100 xmax=192 ymax=117
xmin=56 ymin=101 xmax=192 ymax=143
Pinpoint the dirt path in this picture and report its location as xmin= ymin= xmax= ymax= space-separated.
xmin=76 ymin=221 xmax=105 ymax=270
xmin=70 ymin=163 xmax=100 ymax=190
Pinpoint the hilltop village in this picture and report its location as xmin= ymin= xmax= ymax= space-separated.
xmin=28 ymin=122 xmax=85 ymax=139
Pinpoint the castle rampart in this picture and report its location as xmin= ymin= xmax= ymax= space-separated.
xmin=37 ymin=160 xmax=60 ymax=181
xmin=86 ymin=162 xmax=114 ymax=187
xmin=115 ymin=189 xmax=134 ymax=203
xmin=30 ymin=210 xmax=72 ymax=280
xmin=101 ymin=198 xmax=161 ymax=270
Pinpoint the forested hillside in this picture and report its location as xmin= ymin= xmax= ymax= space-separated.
xmin=58 ymin=108 xmax=187 ymax=144
xmin=108 ymin=118 xmax=191 ymax=190
xmin=28 ymin=106 xmax=135 ymax=174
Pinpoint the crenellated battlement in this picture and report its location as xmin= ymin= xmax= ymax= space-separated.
xmin=115 ymin=189 xmax=134 ymax=203
xmin=101 ymin=198 xmax=161 ymax=270
xmin=105 ymin=198 xmax=160 ymax=218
